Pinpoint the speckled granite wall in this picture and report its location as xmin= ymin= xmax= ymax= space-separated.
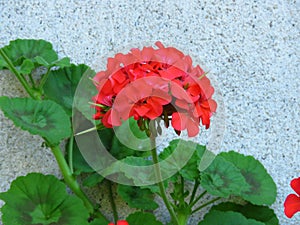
xmin=0 ymin=0 xmax=299 ymax=224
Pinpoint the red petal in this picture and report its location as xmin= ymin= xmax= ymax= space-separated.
xmin=155 ymin=41 xmax=165 ymax=49
xmin=171 ymin=112 xmax=187 ymax=131
xmin=175 ymin=99 xmax=190 ymax=110
xmin=151 ymin=95 xmax=171 ymax=106
xmin=207 ymin=99 xmax=217 ymax=112
xmin=186 ymin=118 xmax=200 ymax=137
xmin=159 ymin=66 xmax=184 ymax=80
xmin=188 ymin=84 xmax=201 ymax=97
xmin=101 ymin=110 xmax=113 ymax=128
xmin=93 ymin=71 xmax=107 ymax=84
xmin=284 ymin=194 xmax=300 ymax=218
xmin=108 ymin=223 xmax=115 ymax=225
xmin=170 ymin=83 xmax=193 ymax=103
xmin=145 ymin=99 xmax=163 ymax=119
xmin=291 ymin=177 xmax=300 ymax=196
xmin=117 ymin=220 xmax=129 ymax=225
xmin=134 ymin=104 xmax=150 ymax=117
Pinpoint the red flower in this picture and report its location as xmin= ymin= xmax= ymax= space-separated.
xmin=92 ymin=42 xmax=217 ymax=137
xmin=284 ymin=177 xmax=300 ymax=218
xmin=108 ymin=220 xmax=129 ymax=225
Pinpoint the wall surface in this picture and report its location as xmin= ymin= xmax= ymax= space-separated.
xmin=0 ymin=0 xmax=299 ymax=224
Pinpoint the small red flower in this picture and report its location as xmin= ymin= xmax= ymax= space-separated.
xmin=92 ymin=42 xmax=217 ymax=137
xmin=108 ymin=220 xmax=129 ymax=225
xmin=284 ymin=177 xmax=300 ymax=218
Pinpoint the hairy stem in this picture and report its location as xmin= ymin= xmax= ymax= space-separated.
xmin=149 ymin=121 xmax=179 ymax=225
xmin=28 ymin=73 xmax=36 ymax=88
xmin=0 ymin=49 xmax=36 ymax=99
xmin=67 ymin=135 xmax=74 ymax=174
xmin=38 ymin=67 xmax=51 ymax=90
xmin=189 ymin=180 xmax=200 ymax=205
xmin=191 ymin=197 xmax=221 ymax=214
xmin=190 ymin=190 xmax=207 ymax=208
xmin=51 ymin=145 xmax=107 ymax=220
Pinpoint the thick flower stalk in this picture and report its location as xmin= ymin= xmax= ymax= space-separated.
xmin=92 ymin=42 xmax=216 ymax=137
xmin=284 ymin=177 xmax=300 ymax=218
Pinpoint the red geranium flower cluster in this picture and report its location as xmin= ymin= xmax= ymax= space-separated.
xmin=92 ymin=42 xmax=216 ymax=137
xmin=284 ymin=177 xmax=300 ymax=218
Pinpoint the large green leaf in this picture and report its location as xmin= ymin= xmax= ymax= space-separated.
xmin=0 ymin=97 xmax=71 ymax=145
xmin=198 ymin=210 xmax=265 ymax=225
xmin=0 ymin=173 xmax=89 ymax=225
xmin=43 ymin=64 xmax=90 ymax=116
xmin=117 ymin=184 xmax=159 ymax=210
xmin=0 ymin=39 xmax=58 ymax=71
xmin=200 ymin=155 xmax=251 ymax=198
xmin=126 ymin=212 xmax=163 ymax=225
xmin=219 ymin=151 xmax=277 ymax=205
xmin=211 ymin=202 xmax=279 ymax=225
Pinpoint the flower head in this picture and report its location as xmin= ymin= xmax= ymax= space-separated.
xmin=284 ymin=177 xmax=300 ymax=218
xmin=93 ymin=42 xmax=216 ymax=137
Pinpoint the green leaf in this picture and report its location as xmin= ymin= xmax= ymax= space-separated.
xmin=89 ymin=218 xmax=110 ymax=225
xmin=0 ymin=97 xmax=71 ymax=145
xmin=126 ymin=212 xmax=163 ymax=225
xmin=43 ymin=64 xmax=90 ymax=116
xmin=180 ymin=144 xmax=206 ymax=180
xmin=117 ymin=184 xmax=159 ymax=210
xmin=53 ymin=57 xmax=71 ymax=68
xmin=17 ymin=59 xmax=35 ymax=75
xmin=200 ymin=155 xmax=251 ymax=198
xmin=159 ymin=139 xmax=202 ymax=181
xmin=211 ymin=202 xmax=279 ymax=225
xmin=70 ymin=140 xmax=94 ymax=175
xmin=83 ymin=173 xmax=104 ymax=187
xmin=35 ymin=56 xmax=70 ymax=68
xmin=120 ymin=156 xmax=154 ymax=183
xmin=199 ymin=210 xmax=265 ymax=225
xmin=0 ymin=39 xmax=58 ymax=72
xmin=0 ymin=173 xmax=89 ymax=225
xmin=219 ymin=151 xmax=277 ymax=205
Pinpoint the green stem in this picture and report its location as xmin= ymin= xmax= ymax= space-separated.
xmin=177 ymin=212 xmax=189 ymax=225
xmin=190 ymin=190 xmax=207 ymax=208
xmin=67 ymin=135 xmax=74 ymax=174
xmin=180 ymin=176 xmax=185 ymax=205
xmin=189 ymin=180 xmax=200 ymax=205
xmin=28 ymin=73 xmax=36 ymax=88
xmin=151 ymin=135 xmax=180 ymax=225
xmin=50 ymin=145 xmax=107 ymax=220
xmin=191 ymin=197 xmax=221 ymax=214
xmin=0 ymin=48 xmax=36 ymax=99
xmin=107 ymin=180 xmax=118 ymax=223
xmin=39 ymin=67 xmax=51 ymax=90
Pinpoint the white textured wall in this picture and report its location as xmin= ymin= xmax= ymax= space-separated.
xmin=0 ymin=0 xmax=299 ymax=224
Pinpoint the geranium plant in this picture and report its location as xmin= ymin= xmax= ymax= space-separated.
xmin=0 ymin=39 xmax=279 ymax=225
